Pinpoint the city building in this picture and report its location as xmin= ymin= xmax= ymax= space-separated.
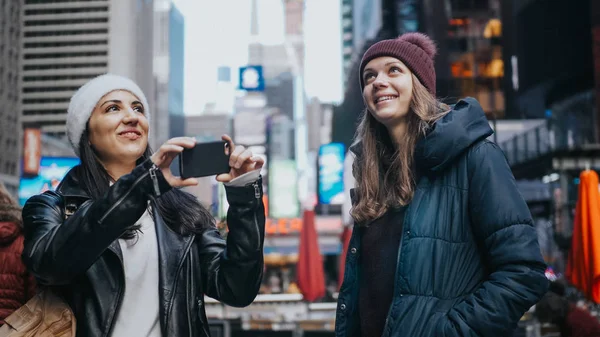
xmin=154 ymin=0 xmax=185 ymax=146
xmin=245 ymin=0 xmax=307 ymax=160
xmin=426 ymin=0 xmax=504 ymax=117
xmin=340 ymin=0 xmax=353 ymax=85
xmin=20 ymin=0 xmax=155 ymax=141
xmin=331 ymin=0 xmax=396 ymax=150
xmin=213 ymin=66 xmax=235 ymax=115
xmin=306 ymin=97 xmax=333 ymax=152
xmin=0 ymin=0 xmax=23 ymax=195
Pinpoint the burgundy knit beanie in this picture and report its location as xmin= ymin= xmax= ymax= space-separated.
xmin=359 ymin=32 xmax=437 ymax=96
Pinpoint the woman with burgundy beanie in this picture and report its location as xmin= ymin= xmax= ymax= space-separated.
xmin=0 ymin=183 xmax=36 ymax=325
xmin=335 ymin=33 xmax=548 ymax=336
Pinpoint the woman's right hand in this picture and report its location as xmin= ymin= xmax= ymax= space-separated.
xmin=150 ymin=137 xmax=199 ymax=188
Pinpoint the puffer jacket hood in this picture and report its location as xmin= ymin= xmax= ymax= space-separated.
xmin=414 ymin=97 xmax=493 ymax=172
xmin=350 ymin=97 xmax=493 ymax=172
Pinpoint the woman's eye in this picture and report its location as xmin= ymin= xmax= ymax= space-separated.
xmin=390 ymin=67 xmax=401 ymax=73
xmin=364 ymin=73 xmax=375 ymax=82
xmin=133 ymin=105 xmax=144 ymax=113
xmin=106 ymin=105 xmax=119 ymax=112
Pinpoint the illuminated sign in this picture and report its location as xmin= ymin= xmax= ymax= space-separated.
xmin=19 ymin=157 xmax=80 ymax=206
xmin=318 ymin=143 xmax=345 ymax=205
xmin=239 ymin=65 xmax=265 ymax=91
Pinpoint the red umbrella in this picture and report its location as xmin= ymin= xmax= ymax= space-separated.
xmin=296 ymin=209 xmax=326 ymax=302
xmin=566 ymin=170 xmax=600 ymax=303
xmin=338 ymin=225 xmax=352 ymax=290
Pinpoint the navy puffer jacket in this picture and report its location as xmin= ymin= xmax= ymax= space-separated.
xmin=336 ymin=97 xmax=548 ymax=337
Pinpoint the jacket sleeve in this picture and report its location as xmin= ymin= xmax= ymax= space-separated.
xmin=21 ymin=159 xmax=171 ymax=285
xmin=438 ymin=141 xmax=549 ymax=337
xmin=198 ymin=177 xmax=265 ymax=307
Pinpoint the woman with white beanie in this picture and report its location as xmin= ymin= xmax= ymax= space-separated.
xmin=21 ymin=74 xmax=266 ymax=337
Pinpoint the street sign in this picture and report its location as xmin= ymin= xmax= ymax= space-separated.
xmin=239 ymin=65 xmax=265 ymax=91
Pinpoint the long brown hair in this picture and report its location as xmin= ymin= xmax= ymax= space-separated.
xmin=351 ymin=74 xmax=449 ymax=225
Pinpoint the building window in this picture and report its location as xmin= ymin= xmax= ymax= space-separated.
xmin=24 ymin=6 xmax=108 ymax=16
xmin=24 ymin=17 xmax=109 ymax=26
xmin=23 ymin=86 xmax=81 ymax=93
xmin=23 ymin=62 xmax=106 ymax=71
xmin=24 ymin=40 xmax=108 ymax=48
xmin=24 ymin=29 xmax=108 ymax=38
xmin=23 ymin=74 xmax=100 ymax=81
xmin=447 ymin=1 xmax=504 ymax=118
xmin=23 ymin=51 xmax=108 ymax=59
xmin=22 ymin=97 xmax=71 ymax=104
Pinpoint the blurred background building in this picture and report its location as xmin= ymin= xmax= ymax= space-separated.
xmin=19 ymin=0 xmax=156 ymax=143
xmin=0 ymin=0 xmax=23 ymax=195
xmin=154 ymin=0 xmax=186 ymax=147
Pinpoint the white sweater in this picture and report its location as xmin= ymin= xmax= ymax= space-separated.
xmin=112 ymin=208 xmax=161 ymax=337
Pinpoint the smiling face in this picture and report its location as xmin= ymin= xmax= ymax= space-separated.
xmin=362 ymin=56 xmax=414 ymax=127
xmin=87 ymin=90 xmax=149 ymax=166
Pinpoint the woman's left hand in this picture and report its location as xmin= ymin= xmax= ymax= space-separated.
xmin=216 ymin=134 xmax=264 ymax=183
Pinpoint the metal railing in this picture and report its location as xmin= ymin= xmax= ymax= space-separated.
xmin=498 ymin=91 xmax=596 ymax=166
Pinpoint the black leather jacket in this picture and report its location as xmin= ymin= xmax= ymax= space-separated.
xmin=21 ymin=159 xmax=266 ymax=337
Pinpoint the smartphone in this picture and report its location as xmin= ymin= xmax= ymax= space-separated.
xmin=179 ymin=140 xmax=230 ymax=179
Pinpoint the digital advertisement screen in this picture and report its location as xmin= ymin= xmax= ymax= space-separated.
xmin=318 ymin=143 xmax=345 ymax=205
xmin=18 ymin=157 xmax=80 ymax=206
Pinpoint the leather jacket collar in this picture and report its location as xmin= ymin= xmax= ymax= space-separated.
xmin=56 ymin=166 xmax=90 ymax=199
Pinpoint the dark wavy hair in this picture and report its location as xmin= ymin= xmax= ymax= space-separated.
xmin=76 ymin=126 xmax=215 ymax=239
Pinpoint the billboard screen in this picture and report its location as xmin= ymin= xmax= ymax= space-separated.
xmin=18 ymin=157 xmax=80 ymax=206
xmin=268 ymin=159 xmax=299 ymax=218
xmin=318 ymin=143 xmax=345 ymax=205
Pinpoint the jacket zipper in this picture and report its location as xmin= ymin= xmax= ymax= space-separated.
xmin=382 ymin=201 xmax=414 ymax=337
xmin=252 ymin=181 xmax=261 ymax=249
xmin=149 ymin=164 xmax=161 ymax=197
xmin=98 ymin=170 xmax=151 ymax=225
xmin=187 ymin=253 xmax=193 ymax=336
xmin=187 ymin=250 xmax=211 ymax=337
xmin=165 ymin=237 xmax=195 ymax=327
xmin=105 ymin=248 xmax=126 ymax=337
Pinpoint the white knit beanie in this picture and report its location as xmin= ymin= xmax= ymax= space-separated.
xmin=67 ymin=73 xmax=150 ymax=157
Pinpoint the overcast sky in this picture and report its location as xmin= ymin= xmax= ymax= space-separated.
xmin=171 ymin=0 xmax=343 ymax=115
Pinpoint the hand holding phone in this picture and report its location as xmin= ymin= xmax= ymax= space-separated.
xmin=215 ymin=135 xmax=264 ymax=183
xmin=179 ymin=135 xmax=265 ymax=182
xmin=151 ymin=137 xmax=199 ymax=188
xmin=179 ymin=140 xmax=231 ymax=179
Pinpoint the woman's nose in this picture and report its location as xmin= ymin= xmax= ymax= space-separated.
xmin=123 ymin=108 xmax=139 ymax=123
xmin=373 ymin=77 xmax=389 ymax=88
